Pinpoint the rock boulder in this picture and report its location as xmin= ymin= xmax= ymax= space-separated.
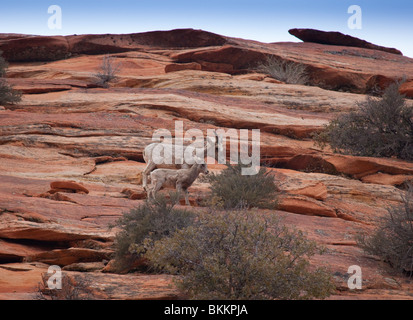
xmin=289 ymin=28 xmax=403 ymax=55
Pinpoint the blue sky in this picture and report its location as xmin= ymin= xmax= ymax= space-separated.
xmin=1 ymin=0 xmax=412 ymax=58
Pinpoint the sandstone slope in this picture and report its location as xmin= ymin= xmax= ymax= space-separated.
xmin=0 ymin=28 xmax=412 ymax=300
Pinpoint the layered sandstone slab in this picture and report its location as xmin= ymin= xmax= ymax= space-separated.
xmin=289 ymin=28 xmax=403 ymax=55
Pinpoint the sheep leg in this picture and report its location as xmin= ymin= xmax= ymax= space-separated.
xmin=142 ymin=161 xmax=156 ymax=189
xmin=176 ymin=183 xmax=184 ymax=205
xmin=177 ymin=183 xmax=190 ymax=206
xmin=146 ymin=185 xmax=152 ymax=200
xmin=184 ymin=189 xmax=190 ymax=206
xmin=150 ymin=179 xmax=163 ymax=201
xmin=146 ymin=182 xmax=156 ymax=201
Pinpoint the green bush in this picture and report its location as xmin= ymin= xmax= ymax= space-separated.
xmin=314 ymin=82 xmax=412 ymax=161
xmin=145 ymin=209 xmax=334 ymax=300
xmin=256 ymin=56 xmax=309 ymax=85
xmin=203 ymin=163 xmax=278 ymax=209
xmin=0 ymin=50 xmax=21 ymax=105
xmin=112 ymin=193 xmax=195 ymax=272
xmin=358 ymin=184 xmax=413 ymax=275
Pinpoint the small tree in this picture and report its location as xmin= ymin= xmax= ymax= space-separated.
xmin=94 ymin=54 xmax=121 ymax=87
xmin=112 ymin=193 xmax=195 ymax=272
xmin=145 ymin=209 xmax=334 ymax=300
xmin=204 ymin=163 xmax=278 ymax=209
xmin=0 ymin=50 xmax=22 ymax=105
xmin=257 ymin=56 xmax=309 ymax=85
xmin=358 ymin=184 xmax=413 ymax=275
xmin=314 ymin=82 xmax=412 ymax=161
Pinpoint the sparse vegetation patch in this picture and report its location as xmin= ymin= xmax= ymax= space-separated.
xmin=202 ymin=163 xmax=278 ymax=209
xmin=145 ymin=209 xmax=334 ymax=300
xmin=111 ymin=193 xmax=195 ymax=272
xmin=358 ymin=184 xmax=413 ymax=275
xmin=257 ymin=56 xmax=309 ymax=85
xmin=314 ymin=82 xmax=413 ymax=161
xmin=94 ymin=54 xmax=122 ymax=87
xmin=0 ymin=50 xmax=22 ymax=105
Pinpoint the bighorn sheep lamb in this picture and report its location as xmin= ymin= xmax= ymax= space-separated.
xmin=142 ymin=132 xmax=221 ymax=189
xmin=147 ymin=162 xmax=209 ymax=205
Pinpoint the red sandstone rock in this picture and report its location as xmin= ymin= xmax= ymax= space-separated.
xmin=24 ymin=247 xmax=112 ymax=266
xmin=121 ymin=188 xmax=147 ymax=200
xmin=286 ymin=153 xmax=413 ymax=181
xmin=286 ymin=182 xmax=328 ymax=201
xmin=278 ymin=195 xmax=337 ymax=218
xmin=286 ymin=154 xmax=337 ymax=174
xmin=400 ymin=81 xmax=413 ymax=97
xmin=49 ymin=192 xmax=81 ymax=202
xmin=63 ymin=272 xmax=181 ymax=300
xmin=365 ymin=75 xmax=397 ymax=93
xmin=0 ymin=29 xmax=227 ymax=62
xmin=93 ymin=155 xmax=128 ymax=164
xmin=62 ymin=261 xmax=106 ymax=272
xmin=171 ymin=44 xmax=266 ymax=73
xmin=0 ymin=35 xmax=69 ymax=61
xmin=0 ymin=239 xmax=49 ymax=261
xmin=0 ymin=263 xmax=49 ymax=300
xmin=0 ymin=262 xmax=180 ymax=300
xmin=198 ymin=60 xmax=234 ymax=73
xmin=289 ymin=28 xmax=402 ymax=55
xmin=361 ymin=173 xmax=413 ymax=186
xmin=50 ymin=181 xmax=89 ymax=194
xmin=165 ymin=62 xmax=202 ymax=73
xmin=325 ymin=155 xmax=413 ymax=178
xmin=102 ymin=257 xmax=148 ymax=274
xmin=2 ymin=29 xmax=413 ymax=97
xmin=6 ymin=78 xmax=99 ymax=94
xmin=46 ymin=189 xmax=77 ymax=195
xmin=0 ymin=219 xmax=114 ymax=242
xmin=234 ymin=73 xmax=266 ymax=81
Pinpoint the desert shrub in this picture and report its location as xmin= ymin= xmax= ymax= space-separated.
xmin=145 ymin=209 xmax=334 ymax=300
xmin=0 ymin=80 xmax=22 ymax=105
xmin=314 ymin=82 xmax=413 ymax=161
xmin=94 ymin=54 xmax=121 ymax=87
xmin=358 ymin=184 xmax=413 ymax=275
xmin=203 ymin=163 xmax=278 ymax=209
xmin=112 ymin=193 xmax=195 ymax=272
xmin=257 ymin=56 xmax=309 ymax=85
xmin=36 ymin=273 xmax=95 ymax=300
xmin=0 ymin=51 xmax=7 ymax=77
xmin=0 ymin=50 xmax=22 ymax=105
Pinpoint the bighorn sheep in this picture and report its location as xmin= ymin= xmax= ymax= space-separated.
xmin=147 ymin=162 xmax=209 ymax=205
xmin=142 ymin=131 xmax=221 ymax=189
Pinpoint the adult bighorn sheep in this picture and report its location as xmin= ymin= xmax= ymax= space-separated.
xmin=147 ymin=162 xmax=209 ymax=205
xmin=142 ymin=131 xmax=221 ymax=189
